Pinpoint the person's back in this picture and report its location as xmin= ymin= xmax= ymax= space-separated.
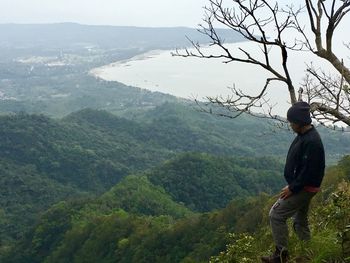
xmin=284 ymin=125 xmax=325 ymax=193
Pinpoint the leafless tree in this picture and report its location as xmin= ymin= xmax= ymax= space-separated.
xmin=173 ymin=0 xmax=350 ymax=128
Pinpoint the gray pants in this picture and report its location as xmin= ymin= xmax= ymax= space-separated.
xmin=269 ymin=190 xmax=316 ymax=249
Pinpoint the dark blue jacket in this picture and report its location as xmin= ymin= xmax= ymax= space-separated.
xmin=284 ymin=126 xmax=325 ymax=193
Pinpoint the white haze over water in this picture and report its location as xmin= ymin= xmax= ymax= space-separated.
xmin=91 ymin=41 xmax=349 ymax=117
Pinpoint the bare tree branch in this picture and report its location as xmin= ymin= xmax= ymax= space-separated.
xmin=174 ymin=0 xmax=350 ymax=128
xmin=305 ymin=0 xmax=350 ymax=82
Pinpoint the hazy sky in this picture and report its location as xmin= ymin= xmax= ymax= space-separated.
xmin=0 ymin=0 xmax=209 ymax=27
xmin=1 ymin=0 xmax=348 ymax=36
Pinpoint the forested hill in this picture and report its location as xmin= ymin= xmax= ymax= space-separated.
xmin=0 ymin=109 xmax=288 ymax=250
xmin=2 ymin=156 xmax=350 ymax=263
xmin=1 ymin=104 xmax=350 ymax=246
xmin=146 ymin=153 xmax=284 ymax=212
xmin=1 ymin=103 xmax=349 ymax=193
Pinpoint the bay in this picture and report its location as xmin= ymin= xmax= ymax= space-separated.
xmin=90 ymin=41 xmax=347 ymax=117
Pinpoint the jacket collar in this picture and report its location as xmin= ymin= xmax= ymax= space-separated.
xmin=298 ymin=125 xmax=314 ymax=136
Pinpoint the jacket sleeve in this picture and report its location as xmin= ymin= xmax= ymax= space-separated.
xmin=288 ymin=140 xmax=324 ymax=193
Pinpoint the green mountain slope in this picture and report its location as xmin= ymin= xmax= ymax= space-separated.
xmin=0 ymin=159 xmax=83 ymax=243
xmin=146 ymin=152 xmax=284 ymax=212
xmin=3 ymin=156 xmax=349 ymax=263
xmin=134 ymin=102 xmax=350 ymax=161
xmin=89 ymin=175 xmax=193 ymax=219
xmin=0 ymin=174 xmax=194 ymax=263
xmin=0 ymin=104 xmax=349 ymax=244
xmin=0 ymin=111 xmax=172 ymax=243
xmin=0 ymin=113 xmax=133 ymax=191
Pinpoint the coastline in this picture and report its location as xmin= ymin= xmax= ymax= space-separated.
xmin=88 ymin=42 xmax=344 ymax=118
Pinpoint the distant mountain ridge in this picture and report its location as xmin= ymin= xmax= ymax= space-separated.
xmin=0 ymin=23 xmax=245 ymax=51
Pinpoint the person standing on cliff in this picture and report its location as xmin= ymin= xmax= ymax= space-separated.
xmin=261 ymin=101 xmax=326 ymax=263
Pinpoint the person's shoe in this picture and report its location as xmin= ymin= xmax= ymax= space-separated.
xmin=261 ymin=247 xmax=288 ymax=263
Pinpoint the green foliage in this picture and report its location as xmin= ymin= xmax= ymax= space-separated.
xmin=0 ymin=106 xmax=288 ymax=244
xmin=83 ymin=175 xmax=193 ymax=219
xmin=0 ymin=159 xmax=82 ymax=244
xmin=315 ymin=181 xmax=350 ymax=260
xmin=1 ymin=191 xmax=270 ymax=263
xmin=4 ymin=171 xmax=350 ymax=263
xmin=339 ymin=155 xmax=350 ymax=179
xmin=0 ymin=103 xmax=349 ymax=262
xmin=146 ymin=152 xmax=284 ymax=212
xmin=0 ymin=113 xmax=129 ymax=191
xmin=0 ymin=199 xmax=88 ymax=263
xmin=210 ymin=159 xmax=350 ymax=263
xmin=210 ymin=233 xmax=257 ymax=263
xmin=289 ymin=231 xmax=342 ymax=263
xmin=134 ymin=102 xmax=350 ymax=163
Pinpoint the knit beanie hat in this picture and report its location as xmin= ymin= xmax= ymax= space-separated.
xmin=287 ymin=101 xmax=312 ymax=126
